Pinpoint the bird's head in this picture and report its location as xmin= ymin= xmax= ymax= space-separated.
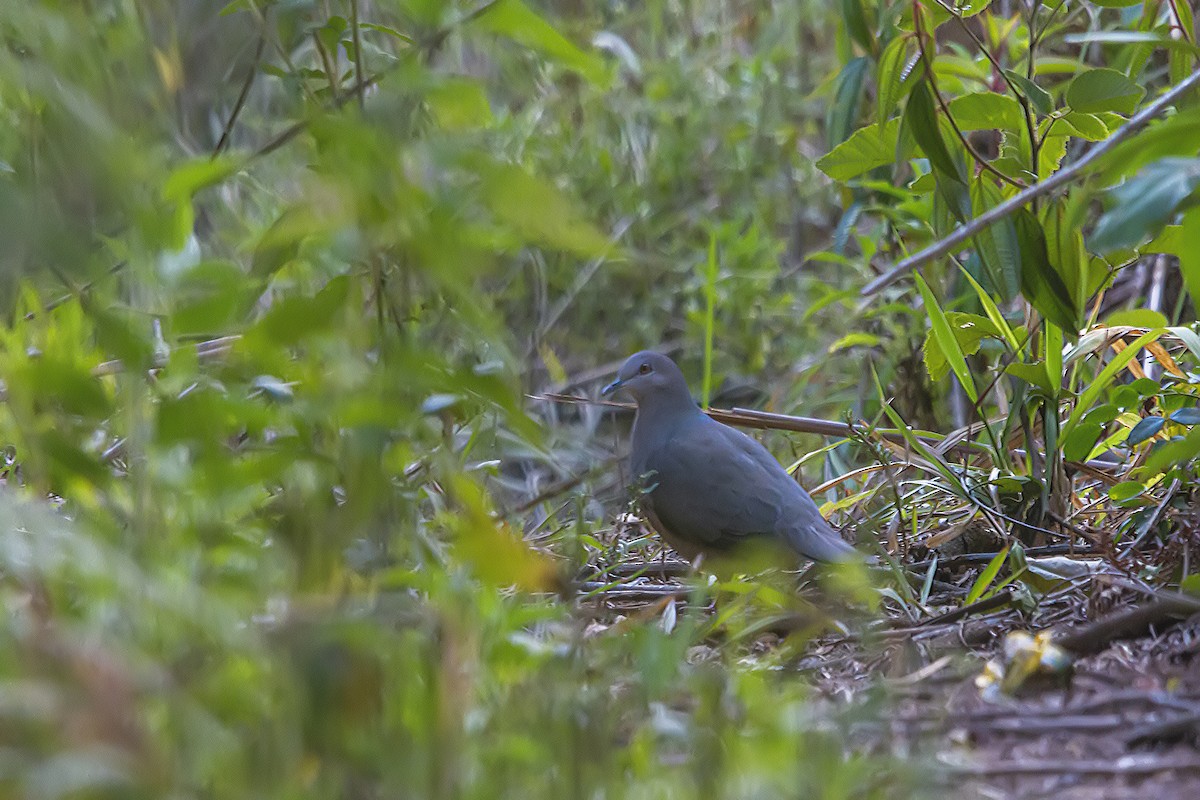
xmin=601 ymin=351 xmax=693 ymax=407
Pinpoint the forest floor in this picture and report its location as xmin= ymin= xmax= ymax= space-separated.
xmin=577 ymin=532 xmax=1200 ymax=800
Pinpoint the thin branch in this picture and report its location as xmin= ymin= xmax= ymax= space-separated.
xmin=214 ymin=25 xmax=268 ymax=157
xmin=861 ymin=67 xmax=1200 ymax=296
xmin=914 ymin=3 xmax=1025 ymax=188
xmin=250 ymin=0 xmax=502 ymax=161
xmin=349 ymin=0 xmax=366 ymax=110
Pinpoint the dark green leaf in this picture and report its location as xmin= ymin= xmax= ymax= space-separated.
xmin=1014 ymin=209 xmax=1078 ymax=331
xmin=1004 ymin=70 xmax=1053 ymax=115
xmin=903 ymin=79 xmax=963 ymax=183
xmin=1170 ymin=407 xmax=1200 ymax=425
xmin=828 ymin=57 xmax=870 ymax=148
xmin=1062 ymin=421 xmax=1102 ymax=461
xmin=1128 ymin=415 xmax=1166 ymax=445
xmin=1089 ymin=158 xmax=1200 ymax=252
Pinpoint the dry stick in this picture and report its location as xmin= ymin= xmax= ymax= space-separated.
xmin=532 ymin=393 xmax=1122 ymax=472
xmin=861 ymin=67 xmax=1200 ymax=296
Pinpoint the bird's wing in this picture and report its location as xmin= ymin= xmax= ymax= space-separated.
xmin=642 ymin=417 xmax=855 ymax=561
xmin=639 ymin=417 xmax=795 ymax=552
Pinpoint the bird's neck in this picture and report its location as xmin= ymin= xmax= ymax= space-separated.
xmin=632 ymin=398 xmax=703 ymax=440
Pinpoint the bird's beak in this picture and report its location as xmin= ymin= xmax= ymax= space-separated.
xmin=601 ymin=377 xmax=622 ymax=397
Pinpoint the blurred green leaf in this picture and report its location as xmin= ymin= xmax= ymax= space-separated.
xmin=475 ymin=0 xmax=609 ymax=85
xmin=478 ymin=163 xmax=609 ymax=257
xmin=1090 ymin=158 xmax=1200 ymax=252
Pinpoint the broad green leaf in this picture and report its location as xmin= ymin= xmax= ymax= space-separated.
xmin=947 ymin=92 xmax=1023 ymax=131
xmin=1182 ymin=206 xmax=1200 ymax=307
xmin=163 ymin=155 xmax=241 ymax=200
xmin=1144 ymin=427 xmax=1200 ymax=474
xmin=915 ymin=273 xmax=978 ymax=403
xmin=817 ymin=119 xmax=902 ymax=180
xmin=1014 ymin=209 xmax=1078 ymax=332
xmin=841 ymin=0 xmax=876 ymax=55
xmin=479 ymin=164 xmax=609 ymax=257
xmin=1108 ymin=481 xmax=1145 ymax=502
xmin=1089 ymin=158 xmax=1200 ymax=252
xmin=1043 ymin=111 xmax=1108 ymax=141
xmin=1106 ymin=309 xmax=1169 ymax=328
xmin=253 ymin=274 xmax=352 ymax=346
xmin=923 ymin=311 xmax=1001 ymax=381
xmin=958 ymin=265 xmax=1020 ymax=349
xmin=969 ymin=179 xmax=1020 ymax=300
xmin=1005 ymin=361 xmax=1055 ymax=395
xmin=475 ymin=0 xmax=608 ymax=85
xmin=1066 ymin=68 xmax=1145 ymax=115
xmin=427 ymin=77 xmax=493 ymax=130
xmin=1062 ymin=421 xmax=1101 ymax=461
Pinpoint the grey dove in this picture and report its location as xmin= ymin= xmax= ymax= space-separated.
xmin=602 ymin=351 xmax=857 ymax=564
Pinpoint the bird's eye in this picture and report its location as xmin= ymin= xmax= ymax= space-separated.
xmin=638 ymin=363 xmax=651 ymax=374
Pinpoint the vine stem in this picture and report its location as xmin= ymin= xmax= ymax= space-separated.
xmin=861 ymin=67 xmax=1200 ymax=296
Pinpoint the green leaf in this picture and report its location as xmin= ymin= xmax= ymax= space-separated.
xmin=966 ymin=546 xmax=1009 ymax=605
xmin=915 ymin=273 xmax=978 ymax=402
xmin=958 ymin=264 xmax=1020 ymax=349
xmin=1004 ymin=70 xmax=1053 ymax=115
xmin=1090 ymin=158 xmax=1200 ymax=252
xmin=1063 ymin=421 xmax=1102 ymax=461
xmin=875 ymin=36 xmax=910 ymax=126
xmin=1106 ymin=309 xmax=1169 ymax=328
xmin=946 ymin=92 xmax=1024 ymax=131
xmin=817 ymin=119 xmax=902 ymax=180
xmin=1045 ymin=112 xmax=1108 ymax=141
xmin=163 ymin=155 xmax=241 ymax=201
xmin=427 ymin=77 xmax=493 ymax=130
xmin=904 ymin=79 xmax=963 ymax=183
xmin=828 ymin=57 xmax=870 ymax=148
xmin=475 ymin=0 xmax=608 ymax=85
xmin=1063 ymin=328 xmax=1166 ymax=438
xmin=1005 ymin=361 xmax=1055 ymax=395
xmin=841 ymin=0 xmax=876 ymax=55
xmin=1182 ymin=206 xmax=1200 ymax=307
xmin=1145 ymin=427 xmax=1200 ymax=474
xmin=1108 ymin=481 xmax=1145 ymax=503
xmin=922 ymin=311 xmax=1000 ymax=381
xmin=1066 ymin=68 xmax=1145 ymax=115
xmin=478 ymin=163 xmax=610 ymax=257
xmin=1014 ymin=209 xmax=1078 ymax=332
xmin=253 ymin=275 xmax=351 ymax=346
